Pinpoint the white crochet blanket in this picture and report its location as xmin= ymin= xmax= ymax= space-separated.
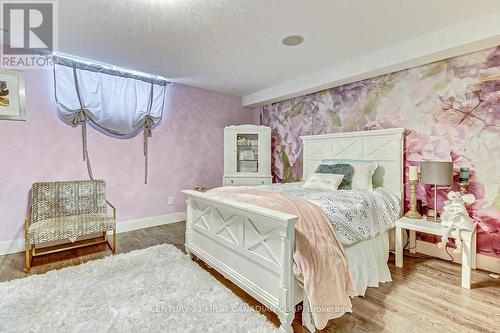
xmin=254 ymin=182 xmax=401 ymax=245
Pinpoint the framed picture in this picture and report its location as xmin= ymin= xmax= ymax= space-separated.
xmin=0 ymin=69 xmax=26 ymax=121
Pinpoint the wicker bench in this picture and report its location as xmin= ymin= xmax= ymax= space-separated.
xmin=25 ymin=180 xmax=116 ymax=273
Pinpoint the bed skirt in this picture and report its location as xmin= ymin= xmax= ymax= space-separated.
xmin=344 ymin=231 xmax=392 ymax=296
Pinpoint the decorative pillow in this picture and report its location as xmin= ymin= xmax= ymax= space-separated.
xmin=302 ymin=173 xmax=344 ymax=191
xmin=349 ymin=163 xmax=377 ymax=190
xmin=315 ymin=163 xmax=354 ymax=189
xmin=321 ymin=159 xmax=379 ymax=170
xmin=321 ymin=159 xmax=378 ymax=191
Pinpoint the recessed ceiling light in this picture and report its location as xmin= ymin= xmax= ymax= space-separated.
xmin=282 ymin=35 xmax=304 ymax=46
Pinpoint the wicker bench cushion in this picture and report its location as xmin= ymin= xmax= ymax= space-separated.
xmin=28 ymin=214 xmax=115 ymax=245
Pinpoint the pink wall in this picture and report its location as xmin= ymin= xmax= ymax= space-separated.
xmin=0 ymin=68 xmax=258 ymax=242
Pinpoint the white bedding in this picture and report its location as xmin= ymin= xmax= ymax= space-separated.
xmin=254 ymin=182 xmax=401 ymax=246
xmin=253 ymin=182 xmax=396 ymax=296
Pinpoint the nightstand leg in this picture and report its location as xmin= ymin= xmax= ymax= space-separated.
xmin=395 ymin=226 xmax=403 ymax=268
xmin=409 ymin=230 xmax=416 ymax=254
xmin=471 ymin=231 xmax=477 ymax=270
xmin=461 ymin=231 xmax=472 ymax=289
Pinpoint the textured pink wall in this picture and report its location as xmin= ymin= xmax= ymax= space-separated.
xmin=0 ymin=69 xmax=258 ymax=242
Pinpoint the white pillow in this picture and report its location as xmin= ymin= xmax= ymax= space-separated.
xmin=320 ymin=159 xmax=378 ymax=191
xmin=350 ymin=162 xmax=377 ymax=190
xmin=303 ymin=173 xmax=344 ymax=191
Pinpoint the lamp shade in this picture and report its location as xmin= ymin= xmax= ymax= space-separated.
xmin=420 ymin=161 xmax=453 ymax=186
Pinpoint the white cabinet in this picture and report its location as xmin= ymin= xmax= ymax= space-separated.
xmin=223 ymin=125 xmax=272 ymax=186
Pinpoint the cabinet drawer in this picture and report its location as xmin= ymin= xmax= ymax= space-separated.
xmin=223 ymin=177 xmax=271 ymax=186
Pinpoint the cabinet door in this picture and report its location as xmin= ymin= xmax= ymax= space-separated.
xmin=235 ymin=133 xmax=259 ymax=174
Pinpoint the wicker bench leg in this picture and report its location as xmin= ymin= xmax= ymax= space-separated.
xmin=113 ymin=229 xmax=116 ymax=254
xmin=105 ymin=230 xmax=117 ymax=254
xmin=25 ymin=217 xmax=31 ymax=274
xmin=25 ymin=241 xmax=31 ymax=274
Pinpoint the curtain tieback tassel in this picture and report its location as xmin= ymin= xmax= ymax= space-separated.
xmin=73 ymin=109 xmax=94 ymax=180
xmin=143 ymin=116 xmax=154 ymax=184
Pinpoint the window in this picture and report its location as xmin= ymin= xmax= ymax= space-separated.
xmin=53 ymin=54 xmax=168 ymax=183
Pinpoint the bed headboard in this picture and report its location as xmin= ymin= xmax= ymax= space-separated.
xmin=300 ymin=128 xmax=406 ymax=201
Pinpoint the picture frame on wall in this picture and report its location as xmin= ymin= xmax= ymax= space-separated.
xmin=0 ymin=69 xmax=26 ymax=121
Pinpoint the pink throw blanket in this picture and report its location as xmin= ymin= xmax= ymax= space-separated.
xmin=207 ymin=187 xmax=357 ymax=329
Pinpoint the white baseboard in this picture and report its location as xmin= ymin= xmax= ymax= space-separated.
xmin=0 ymin=212 xmax=187 ymax=256
xmin=114 ymin=211 xmax=186 ymax=234
xmin=415 ymin=239 xmax=500 ymax=274
xmin=0 ymin=238 xmax=26 ymax=257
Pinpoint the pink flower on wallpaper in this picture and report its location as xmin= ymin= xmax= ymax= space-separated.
xmin=479 ymin=80 xmax=500 ymax=104
xmin=472 ymin=200 xmax=500 ymax=233
xmin=405 ymin=125 xmax=473 ymax=170
xmin=413 ymin=184 xmax=449 ymax=212
xmin=404 ymin=181 xmax=429 ymax=208
xmin=362 ymin=121 xmax=384 ymax=131
xmin=477 ymin=80 xmax=500 ymax=134
xmin=261 ymin=46 xmax=500 ymax=256
xmin=404 ymin=132 xmax=480 ymax=212
xmin=437 ymin=83 xmax=498 ymax=134
xmin=283 ymin=131 xmax=302 ymax=165
xmin=465 ymin=180 xmax=485 ymax=200
xmin=405 ymin=128 xmax=452 ymax=162
xmin=405 ymin=130 xmax=429 ymax=161
xmin=477 ymin=232 xmax=500 ymax=256
xmin=483 ymin=47 xmax=500 ymax=67
xmin=260 ymin=105 xmax=271 ymax=125
xmin=452 ymin=92 xmax=481 ymax=123
xmin=474 ymin=198 xmax=500 ymax=255
xmin=270 ymin=129 xmax=284 ymax=183
xmin=421 ymin=140 xmax=452 ymax=161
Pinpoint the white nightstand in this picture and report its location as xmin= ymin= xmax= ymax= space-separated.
xmin=395 ymin=217 xmax=476 ymax=289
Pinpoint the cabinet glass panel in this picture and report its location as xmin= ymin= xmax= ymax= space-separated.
xmin=236 ymin=133 xmax=259 ymax=173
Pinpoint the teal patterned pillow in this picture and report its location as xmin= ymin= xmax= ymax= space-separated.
xmin=315 ymin=164 xmax=354 ymax=189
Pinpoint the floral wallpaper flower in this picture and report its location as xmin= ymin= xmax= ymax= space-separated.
xmin=260 ymin=46 xmax=500 ymax=257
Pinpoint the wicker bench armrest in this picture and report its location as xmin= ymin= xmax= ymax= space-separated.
xmin=26 ymin=206 xmax=32 ymax=221
xmin=25 ymin=206 xmax=32 ymax=248
xmin=106 ymin=200 xmax=116 ymax=220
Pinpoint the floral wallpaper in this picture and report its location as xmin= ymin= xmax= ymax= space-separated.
xmin=260 ymin=46 xmax=500 ymax=256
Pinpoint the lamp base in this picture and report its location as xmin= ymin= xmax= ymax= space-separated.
xmin=459 ymin=181 xmax=469 ymax=195
xmin=404 ymin=210 xmax=422 ymax=219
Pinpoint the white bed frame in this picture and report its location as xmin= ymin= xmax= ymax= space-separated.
xmin=182 ymin=128 xmax=406 ymax=332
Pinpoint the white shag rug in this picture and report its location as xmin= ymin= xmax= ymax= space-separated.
xmin=0 ymin=244 xmax=279 ymax=333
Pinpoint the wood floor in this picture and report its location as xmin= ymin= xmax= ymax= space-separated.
xmin=1 ymin=222 xmax=498 ymax=333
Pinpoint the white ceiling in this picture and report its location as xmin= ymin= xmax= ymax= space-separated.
xmin=59 ymin=0 xmax=500 ymax=102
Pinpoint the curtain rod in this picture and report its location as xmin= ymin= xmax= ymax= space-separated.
xmin=53 ymin=53 xmax=170 ymax=86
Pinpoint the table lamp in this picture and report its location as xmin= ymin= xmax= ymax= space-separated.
xmin=420 ymin=161 xmax=453 ymax=222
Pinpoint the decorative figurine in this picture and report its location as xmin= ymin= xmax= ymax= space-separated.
xmin=237 ymin=137 xmax=247 ymax=145
xmin=437 ymin=191 xmax=475 ymax=253
xmin=0 ymin=80 xmax=9 ymax=107
xmin=239 ymin=150 xmax=255 ymax=160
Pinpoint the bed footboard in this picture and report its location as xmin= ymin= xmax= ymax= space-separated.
xmin=182 ymin=190 xmax=300 ymax=332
